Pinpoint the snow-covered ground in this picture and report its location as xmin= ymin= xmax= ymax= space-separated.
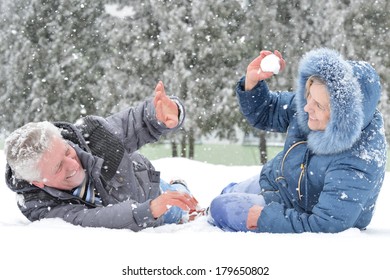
xmin=1 ymin=151 xmax=389 ymax=280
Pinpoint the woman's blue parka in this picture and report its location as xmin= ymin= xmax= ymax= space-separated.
xmin=236 ymin=48 xmax=387 ymax=233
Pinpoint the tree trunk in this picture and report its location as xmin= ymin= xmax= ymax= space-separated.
xmin=180 ymin=134 xmax=187 ymax=157
xmin=259 ymin=131 xmax=267 ymax=164
xmin=188 ymin=128 xmax=195 ymax=159
xmin=171 ymin=140 xmax=178 ymax=157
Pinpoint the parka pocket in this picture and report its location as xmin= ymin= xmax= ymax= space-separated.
xmin=274 ymin=176 xmax=295 ymax=208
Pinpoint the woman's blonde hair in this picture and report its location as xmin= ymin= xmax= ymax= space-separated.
xmin=305 ymin=75 xmax=327 ymax=98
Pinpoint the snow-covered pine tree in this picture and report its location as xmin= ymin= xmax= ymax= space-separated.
xmin=343 ymin=0 xmax=390 ymax=143
xmin=141 ymin=0 xmax=248 ymax=158
xmin=1 ymin=0 xmax=108 ymax=131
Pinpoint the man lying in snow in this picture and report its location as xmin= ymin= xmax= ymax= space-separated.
xmin=5 ymin=81 xmax=204 ymax=231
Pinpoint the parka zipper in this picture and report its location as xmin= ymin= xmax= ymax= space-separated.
xmin=276 ymin=141 xmax=307 ymax=200
xmin=297 ymin=163 xmax=305 ymax=200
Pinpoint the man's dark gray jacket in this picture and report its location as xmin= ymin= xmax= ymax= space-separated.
xmin=5 ymin=97 xmax=185 ymax=231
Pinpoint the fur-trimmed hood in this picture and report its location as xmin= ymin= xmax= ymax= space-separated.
xmin=295 ymin=48 xmax=382 ymax=155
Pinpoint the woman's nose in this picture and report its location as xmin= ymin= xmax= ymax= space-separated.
xmin=304 ymin=102 xmax=311 ymax=113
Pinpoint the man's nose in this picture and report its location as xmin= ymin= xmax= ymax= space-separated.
xmin=65 ymin=156 xmax=78 ymax=170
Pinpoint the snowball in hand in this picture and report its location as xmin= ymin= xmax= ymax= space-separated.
xmin=260 ymin=54 xmax=281 ymax=74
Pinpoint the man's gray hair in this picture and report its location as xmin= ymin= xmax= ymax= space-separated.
xmin=4 ymin=121 xmax=63 ymax=182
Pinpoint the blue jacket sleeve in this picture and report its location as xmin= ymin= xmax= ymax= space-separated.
xmin=236 ymin=76 xmax=296 ymax=133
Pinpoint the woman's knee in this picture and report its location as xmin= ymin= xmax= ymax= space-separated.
xmin=210 ymin=195 xmax=227 ymax=218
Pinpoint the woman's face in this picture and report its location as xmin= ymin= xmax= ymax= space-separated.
xmin=304 ymin=83 xmax=331 ymax=131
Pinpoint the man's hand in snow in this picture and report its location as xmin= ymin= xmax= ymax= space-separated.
xmin=154 ymin=81 xmax=179 ymax=129
xmin=150 ymin=191 xmax=199 ymax=219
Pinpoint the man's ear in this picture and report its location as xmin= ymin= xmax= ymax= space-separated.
xmin=31 ymin=181 xmax=45 ymax=188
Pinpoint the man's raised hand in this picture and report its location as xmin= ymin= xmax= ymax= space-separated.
xmin=154 ymin=81 xmax=179 ymax=129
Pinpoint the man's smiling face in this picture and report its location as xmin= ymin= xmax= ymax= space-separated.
xmin=32 ymin=137 xmax=85 ymax=190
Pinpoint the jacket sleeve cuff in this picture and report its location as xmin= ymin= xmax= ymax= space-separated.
xmin=236 ymin=77 xmax=269 ymax=112
xmin=236 ymin=76 xmax=267 ymax=94
xmin=132 ymin=199 xmax=161 ymax=228
xmin=173 ymin=97 xmax=185 ymax=127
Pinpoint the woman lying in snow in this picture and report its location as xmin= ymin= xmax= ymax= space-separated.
xmin=209 ymin=48 xmax=387 ymax=233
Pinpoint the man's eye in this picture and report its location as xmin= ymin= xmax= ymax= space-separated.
xmin=56 ymin=164 xmax=63 ymax=174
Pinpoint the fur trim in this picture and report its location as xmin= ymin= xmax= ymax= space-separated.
xmin=295 ymin=48 xmax=364 ymax=155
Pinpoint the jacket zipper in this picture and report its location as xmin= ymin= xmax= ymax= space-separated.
xmin=297 ymin=163 xmax=305 ymax=200
xmin=277 ymin=141 xmax=307 ymax=200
